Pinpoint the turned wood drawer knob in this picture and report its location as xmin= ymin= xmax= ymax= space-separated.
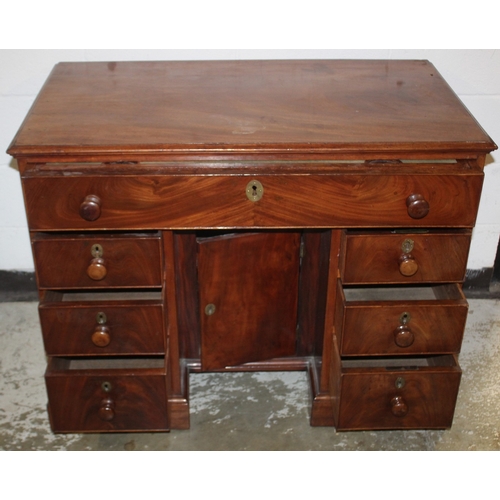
xmin=87 ymin=257 xmax=107 ymax=280
xmin=390 ymin=396 xmax=408 ymax=417
xmin=394 ymin=325 xmax=415 ymax=348
xmin=92 ymin=325 xmax=111 ymax=347
xmin=406 ymin=193 xmax=429 ymax=219
xmin=98 ymin=398 xmax=115 ymax=421
xmin=399 ymin=254 xmax=418 ymax=276
xmin=79 ymin=195 xmax=102 ymax=221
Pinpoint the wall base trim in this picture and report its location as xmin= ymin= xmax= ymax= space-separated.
xmin=0 ymin=271 xmax=38 ymax=302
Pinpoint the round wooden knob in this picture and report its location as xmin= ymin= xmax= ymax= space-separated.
xmin=92 ymin=325 xmax=111 ymax=347
xmin=394 ymin=325 xmax=415 ymax=347
xmin=98 ymin=398 xmax=115 ymax=421
xmin=87 ymin=257 xmax=107 ymax=280
xmin=399 ymin=254 xmax=418 ymax=276
xmin=406 ymin=193 xmax=429 ymax=219
xmin=390 ymin=396 xmax=408 ymax=417
xmin=79 ymin=195 xmax=102 ymax=221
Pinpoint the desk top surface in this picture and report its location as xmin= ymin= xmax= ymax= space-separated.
xmin=8 ymin=59 xmax=496 ymax=158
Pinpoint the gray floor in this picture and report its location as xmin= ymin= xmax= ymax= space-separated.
xmin=1 ymin=300 xmax=499 ymax=451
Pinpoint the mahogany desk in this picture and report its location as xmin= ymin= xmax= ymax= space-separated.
xmin=7 ymin=60 xmax=497 ymax=431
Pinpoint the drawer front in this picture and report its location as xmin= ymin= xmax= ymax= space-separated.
xmin=338 ymin=362 xmax=461 ymax=430
xmin=33 ymin=235 xmax=162 ymax=289
xmin=338 ymin=284 xmax=468 ymax=356
xmin=22 ymin=172 xmax=482 ymax=230
xmin=45 ymin=364 xmax=168 ymax=432
xmin=341 ymin=232 xmax=471 ymax=284
xmin=39 ymin=302 xmax=164 ymax=356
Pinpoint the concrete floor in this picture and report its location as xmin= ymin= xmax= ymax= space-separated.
xmin=1 ymin=300 xmax=499 ymax=451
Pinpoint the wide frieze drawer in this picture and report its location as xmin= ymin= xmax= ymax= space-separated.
xmin=22 ymin=172 xmax=483 ymax=230
xmin=341 ymin=230 xmax=471 ymax=284
xmin=39 ymin=295 xmax=164 ymax=356
xmin=45 ymin=357 xmax=169 ymax=432
xmin=337 ymin=355 xmax=461 ymax=430
xmin=32 ymin=234 xmax=162 ymax=289
xmin=336 ymin=283 xmax=468 ymax=356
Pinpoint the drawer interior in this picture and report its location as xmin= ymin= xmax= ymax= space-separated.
xmin=342 ymin=283 xmax=465 ymax=303
xmin=341 ymin=354 xmax=458 ymax=370
xmin=52 ymin=290 xmax=163 ymax=303
xmin=48 ymin=356 xmax=165 ymax=372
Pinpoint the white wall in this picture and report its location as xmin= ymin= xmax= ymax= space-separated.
xmin=1 ymin=49 xmax=499 ymax=272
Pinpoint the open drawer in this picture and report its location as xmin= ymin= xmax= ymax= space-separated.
xmin=336 ymin=354 xmax=461 ymax=430
xmin=335 ymin=282 xmax=468 ymax=356
xmin=45 ymin=357 xmax=169 ymax=432
xmin=39 ymin=291 xmax=165 ymax=356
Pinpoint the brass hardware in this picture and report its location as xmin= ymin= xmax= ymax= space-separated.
xmin=401 ymin=238 xmax=414 ymax=254
xmin=246 ymin=180 xmax=264 ymax=202
xmin=101 ymin=381 xmax=112 ymax=392
xmin=205 ymin=303 xmax=216 ymax=316
xmin=300 ymin=240 xmax=305 ymax=260
xmin=96 ymin=312 xmax=107 ymax=324
xmin=399 ymin=311 xmax=411 ymax=325
xmin=91 ymin=243 xmax=104 ymax=258
xmin=395 ymin=377 xmax=406 ymax=389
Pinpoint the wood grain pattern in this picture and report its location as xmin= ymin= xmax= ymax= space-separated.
xmin=45 ymin=358 xmax=169 ymax=432
xmin=39 ymin=300 xmax=164 ymax=356
xmin=173 ymin=232 xmax=201 ymax=359
xmin=8 ymin=60 xmax=496 ymax=157
xmin=296 ymin=231 xmax=331 ymax=356
xmin=198 ymin=232 xmax=300 ymax=370
xmin=32 ymin=234 xmax=162 ymax=289
xmin=338 ymin=284 xmax=468 ymax=355
xmin=22 ymin=171 xmax=483 ymax=230
xmin=338 ymin=358 xmax=461 ymax=430
xmin=341 ymin=231 xmax=472 ymax=284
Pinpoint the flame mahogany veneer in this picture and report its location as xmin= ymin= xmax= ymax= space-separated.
xmin=8 ymin=60 xmax=497 ymax=432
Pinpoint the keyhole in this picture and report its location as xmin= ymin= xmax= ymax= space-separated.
xmin=395 ymin=377 xmax=406 ymax=389
xmin=246 ymin=180 xmax=263 ymax=202
xmin=399 ymin=312 xmax=411 ymax=325
xmin=101 ymin=381 xmax=112 ymax=392
xmin=91 ymin=243 xmax=103 ymax=258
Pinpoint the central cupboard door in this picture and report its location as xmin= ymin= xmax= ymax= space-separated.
xmin=197 ymin=232 xmax=301 ymax=370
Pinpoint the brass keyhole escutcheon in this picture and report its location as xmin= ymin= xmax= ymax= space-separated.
xmin=96 ymin=312 xmax=107 ymax=324
xmin=91 ymin=243 xmax=104 ymax=258
xmin=395 ymin=377 xmax=406 ymax=389
xmin=246 ymin=180 xmax=264 ymax=202
xmin=401 ymin=238 xmax=414 ymax=254
xmin=205 ymin=304 xmax=216 ymax=316
xmin=101 ymin=381 xmax=112 ymax=392
xmin=399 ymin=311 xmax=411 ymax=325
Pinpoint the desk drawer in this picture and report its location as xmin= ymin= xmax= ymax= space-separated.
xmin=45 ymin=357 xmax=168 ymax=432
xmin=22 ymin=171 xmax=483 ymax=230
xmin=33 ymin=234 xmax=162 ymax=289
xmin=337 ymin=355 xmax=461 ymax=430
xmin=39 ymin=292 xmax=164 ymax=356
xmin=337 ymin=283 xmax=468 ymax=356
xmin=341 ymin=231 xmax=471 ymax=284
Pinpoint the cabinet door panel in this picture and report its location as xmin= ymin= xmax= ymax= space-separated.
xmin=198 ymin=232 xmax=300 ymax=370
